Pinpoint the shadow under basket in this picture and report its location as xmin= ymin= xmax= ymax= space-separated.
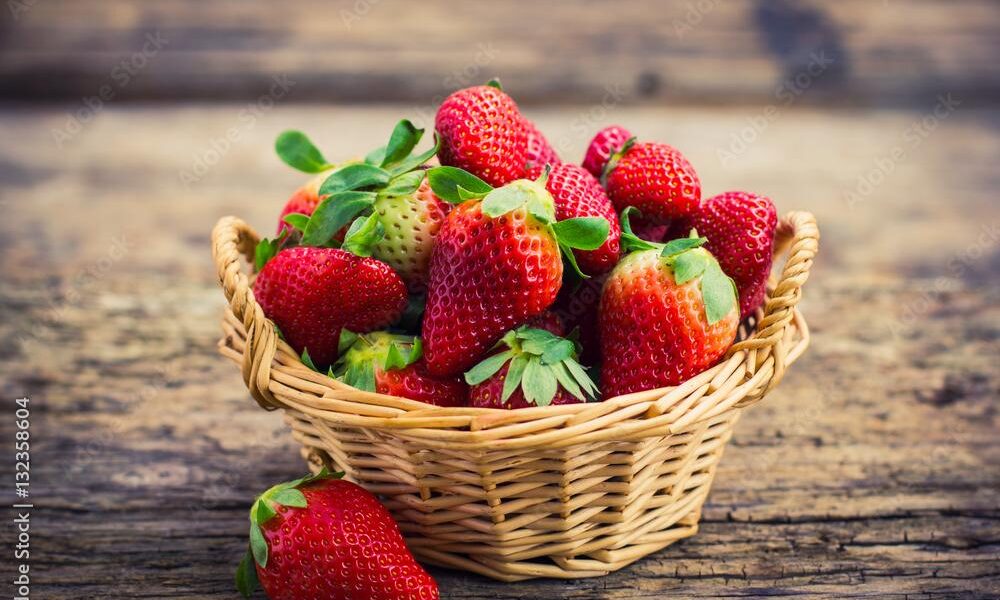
xmin=212 ymin=211 xmax=819 ymax=582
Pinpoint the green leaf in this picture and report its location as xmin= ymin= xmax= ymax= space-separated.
xmin=618 ymin=207 xmax=659 ymax=254
xmin=551 ymin=360 xmax=584 ymax=401
xmin=526 ymin=196 xmax=554 ymax=224
xmin=271 ymin=488 xmax=307 ymax=508
xmin=341 ymin=213 xmax=385 ymax=257
xmin=599 ymin=136 xmax=635 ymax=186
xmin=381 ymin=120 xmax=424 ymax=168
xmin=427 ymin=166 xmax=492 ymax=204
xmin=559 ymin=241 xmax=589 ymax=280
xmin=565 ymin=359 xmax=599 ymax=398
xmin=301 ymin=191 xmax=376 ymax=246
xmin=235 ymin=548 xmax=260 ymax=598
xmin=300 ymin=348 xmax=318 ymax=372
xmin=282 ymin=212 xmax=311 ymax=232
xmin=318 ymin=164 xmax=391 ymax=196
xmin=481 ymin=185 xmax=533 ymax=218
xmin=661 ymin=236 xmax=706 ymax=258
xmin=540 ymin=339 xmax=575 ymax=365
xmin=384 ymin=342 xmax=407 ymax=371
xmin=365 ymin=145 xmax=387 ymax=166
xmin=464 ymin=350 xmax=514 ymax=385
xmin=410 ymin=337 xmax=423 ymax=362
xmin=501 ymin=353 xmax=529 ymax=402
xmin=552 ymin=217 xmax=610 ymax=251
xmin=700 ymin=261 xmax=738 ymax=324
xmin=486 ymin=78 xmax=503 ymax=90
xmin=671 ymin=249 xmax=709 ymax=285
xmin=338 ymin=329 xmax=359 ymax=355
xmin=522 ymin=358 xmax=557 ymax=406
xmin=275 ymin=130 xmax=331 ymax=173
xmin=254 ymin=238 xmax=279 ymax=271
xmin=252 ymin=498 xmax=277 ymax=525
xmin=388 ymin=138 xmax=439 ymax=176
xmin=380 ymin=170 xmax=425 ymax=198
xmin=357 ymin=362 xmax=376 ymax=393
xmin=249 ymin=522 xmax=268 ymax=568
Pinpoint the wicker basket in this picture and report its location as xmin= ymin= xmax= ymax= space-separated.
xmin=212 ymin=211 xmax=819 ymax=581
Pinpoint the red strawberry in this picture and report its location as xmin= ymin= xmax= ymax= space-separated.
xmin=551 ymin=272 xmax=607 ymax=367
xmin=529 ymin=163 xmax=621 ymax=275
xmin=631 ymin=215 xmax=670 ymax=243
xmin=236 ymin=470 xmax=438 ymax=600
xmin=466 ymin=326 xmax=599 ymax=409
xmin=523 ymin=118 xmax=561 ymax=170
xmin=371 ymin=178 xmax=452 ymax=292
xmin=435 ymin=84 xmax=529 ymax=186
xmin=684 ymin=191 xmax=778 ymax=319
xmin=604 ymin=141 xmax=701 ymax=224
xmin=422 ymin=170 xmax=611 ymax=377
xmin=582 ymin=125 xmax=632 ymax=178
xmin=276 ymin=170 xmax=332 ymax=235
xmin=253 ymin=247 xmax=407 ymax=370
xmin=600 ymin=214 xmax=739 ymax=397
xmin=333 ymin=332 xmax=467 ymax=407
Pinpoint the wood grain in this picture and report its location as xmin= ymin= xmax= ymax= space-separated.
xmin=1 ymin=0 xmax=999 ymax=106
xmin=0 ymin=104 xmax=997 ymax=598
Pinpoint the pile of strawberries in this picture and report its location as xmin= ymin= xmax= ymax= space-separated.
xmin=252 ymin=80 xmax=778 ymax=412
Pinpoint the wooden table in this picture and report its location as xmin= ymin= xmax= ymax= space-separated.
xmin=1 ymin=103 xmax=997 ymax=598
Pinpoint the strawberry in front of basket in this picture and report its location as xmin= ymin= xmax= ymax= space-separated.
xmin=603 ymin=139 xmax=701 ymax=224
xmin=466 ymin=326 xmax=599 ymax=408
xmin=582 ymin=124 xmax=632 ymax=179
xmin=599 ymin=210 xmax=739 ymax=397
xmin=420 ymin=167 xmax=611 ymax=377
xmin=332 ymin=331 xmax=467 ymax=407
xmin=677 ymin=191 xmax=778 ymax=319
xmin=527 ymin=162 xmax=622 ymax=276
xmin=236 ymin=469 xmax=439 ymax=600
xmin=435 ymin=81 xmax=530 ymax=186
xmin=268 ymin=120 xmax=446 ymax=291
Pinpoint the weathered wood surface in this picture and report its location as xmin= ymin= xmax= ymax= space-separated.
xmin=2 ymin=0 xmax=999 ymax=106
xmin=0 ymin=103 xmax=998 ymax=599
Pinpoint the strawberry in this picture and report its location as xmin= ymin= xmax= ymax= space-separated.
xmin=582 ymin=125 xmax=632 ymax=178
xmin=525 ymin=310 xmax=566 ymax=337
xmin=683 ymin=191 xmax=778 ymax=319
xmin=253 ymin=247 xmax=407 ymax=370
xmin=370 ymin=178 xmax=452 ymax=292
xmin=466 ymin=326 xmax=599 ymax=409
xmin=236 ymin=469 xmax=438 ymax=600
xmin=523 ymin=117 xmax=561 ymax=170
xmin=630 ymin=215 xmax=670 ymax=243
xmin=599 ymin=211 xmax=739 ymax=397
xmin=551 ymin=272 xmax=607 ymax=367
xmin=604 ymin=141 xmax=701 ymax=224
xmin=333 ymin=332 xmax=467 ymax=407
xmin=276 ymin=169 xmax=333 ymax=235
xmin=529 ymin=163 xmax=621 ymax=275
xmin=421 ymin=167 xmax=611 ymax=377
xmin=435 ymin=83 xmax=529 ymax=186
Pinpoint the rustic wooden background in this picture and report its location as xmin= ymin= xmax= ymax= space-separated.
xmin=0 ymin=1 xmax=998 ymax=598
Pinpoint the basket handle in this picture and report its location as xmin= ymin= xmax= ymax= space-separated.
xmin=211 ymin=216 xmax=281 ymax=409
xmin=729 ymin=211 xmax=820 ymax=399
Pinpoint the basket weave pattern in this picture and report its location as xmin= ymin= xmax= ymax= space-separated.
xmin=212 ymin=211 xmax=819 ymax=581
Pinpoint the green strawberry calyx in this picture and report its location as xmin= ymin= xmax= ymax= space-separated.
xmin=599 ymin=136 xmax=636 ymax=187
xmin=619 ymin=207 xmax=738 ymax=325
xmin=464 ymin=326 xmax=599 ymax=407
xmin=330 ymin=331 xmax=423 ymax=392
xmin=255 ymin=120 xmax=439 ymax=269
xmin=426 ymin=166 xmax=610 ymax=278
xmin=235 ymin=468 xmax=344 ymax=597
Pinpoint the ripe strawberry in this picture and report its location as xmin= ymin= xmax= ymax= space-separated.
xmin=466 ymin=326 xmax=599 ymax=409
xmin=684 ymin=191 xmax=778 ymax=319
xmin=529 ymin=163 xmax=621 ymax=275
xmin=276 ymin=169 xmax=332 ymax=235
xmin=333 ymin=332 xmax=467 ymax=407
xmin=435 ymin=84 xmax=529 ymax=186
xmin=582 ymin=125 xmax=632 ymax=178
xmin=600 ymin=213 xmax=739 ymax=397
xmin=236 ymin=469 xmax=438 ymax=600
xmin=422 ymin=169 xmax=611 ymax=377
xmin=523 ymin=118 xmax=561 ymax=170
xmin=630 ymin=215 xmax=670 ymax=243
xmin=371 ymin=178 xmax=452 ymax=292
xmin=253 ymin=247 xmax=407 ymax=370
xmin=551 ymin=272 xmax=607 ymax=367
xmin=604 ymin=141 xmax=701 ymax=224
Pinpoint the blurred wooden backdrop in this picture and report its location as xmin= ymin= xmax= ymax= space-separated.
xmin=2 ymin=0 xmax=999 ymax=106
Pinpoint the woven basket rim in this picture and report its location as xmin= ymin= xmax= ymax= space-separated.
xmin=212 ymin=211 xmax=819 ymax=450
